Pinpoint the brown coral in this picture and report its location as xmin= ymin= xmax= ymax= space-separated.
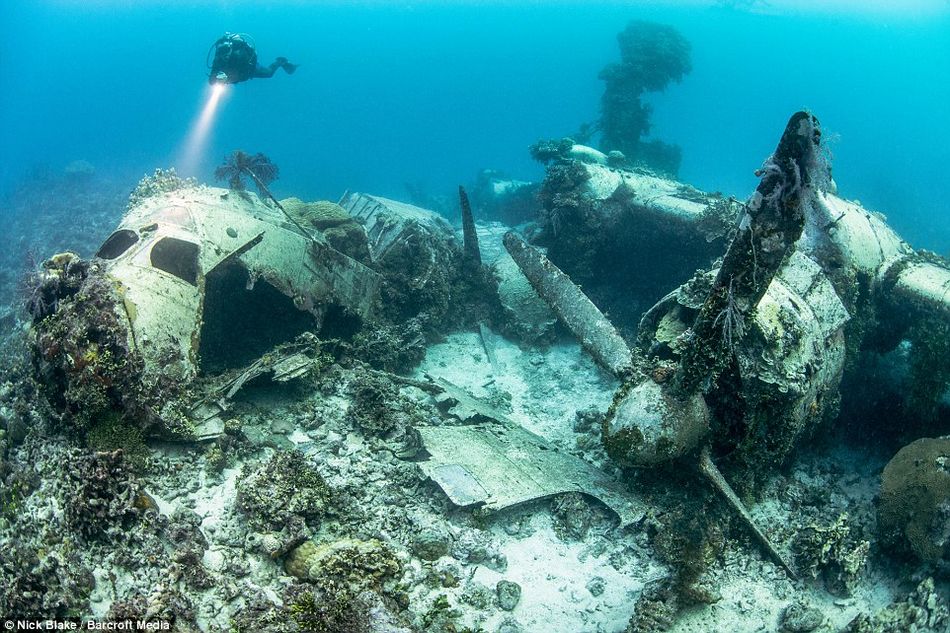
xmin=281 ymin=198 xmax=372 ymax=263
xmin=879 ymin=437 xmax=950 ymax=563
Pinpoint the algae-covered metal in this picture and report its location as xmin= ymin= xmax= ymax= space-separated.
xmin=637 ymin=250 xmax=850 ymax=465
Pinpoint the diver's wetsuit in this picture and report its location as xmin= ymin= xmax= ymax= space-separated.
xmin=208 ymin=34 xmax=297 ymax=84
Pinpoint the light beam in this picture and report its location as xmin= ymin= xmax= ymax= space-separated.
xmin=177 ymin=82 xmax=229 ymax=177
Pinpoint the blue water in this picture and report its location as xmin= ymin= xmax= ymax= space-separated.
xmin=2 ymin=0 xmax=949 ymax=250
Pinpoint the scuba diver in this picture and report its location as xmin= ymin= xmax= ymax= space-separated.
xmin=207 ymin=33 xmax=297 ymax=85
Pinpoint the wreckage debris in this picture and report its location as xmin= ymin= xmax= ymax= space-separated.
xmin=341 ymin=192 xmax=457 ymax=265
xmin=416 ymin=377 xmax=645 ymax=527
xmin=503 ymin=112 xmax=840 ymax=579
xmin=698 ymin=447 xmax=796 ymax=578
xmin=535 ymin=147 xmax=737 ymax=329
xmin=11 ymin=103 xmax=950 ymax=632
xmin=597 ymin=112 xmax=837 ymax=471
xmin=104 ymin=184 xmax=379 ymax=374
xmin=676 ymin=111 xmax=820 ymax=396
xmin=361 ymin=367 xmax=643 ymax=527
xmin=189 ymin=334 xmax=329 ymax=441
xmin=340 ymin=191 xmax=463 ymax=324
xmin=458 ymin=185 xmax=482 ymax=265
xmin=491 ymin=239 xmax=558 ymax=344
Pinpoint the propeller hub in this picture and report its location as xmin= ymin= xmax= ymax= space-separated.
xmin=603 ymin=378 xmax=710 ymax=467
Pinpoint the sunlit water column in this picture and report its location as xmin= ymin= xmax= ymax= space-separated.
xmin=177 ymin=82 xmax=229 ymax=177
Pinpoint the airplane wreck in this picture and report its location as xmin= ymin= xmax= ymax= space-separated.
xmin=15 ymin=111 xmax=950 ymax=629
xmin=27 ymin=182 xmax=386 ymax=436
xmin=500 ymin=112 xmax=950 ymax=575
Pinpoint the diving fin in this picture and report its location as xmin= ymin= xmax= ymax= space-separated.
xmin=277 ymin=57 xmax=298 ymax=74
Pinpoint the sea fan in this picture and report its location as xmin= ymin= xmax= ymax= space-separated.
xmin=214 ymin=150 xmax=279 ymax=196
xmin=713 ymin=277 xmax=746 ymax=351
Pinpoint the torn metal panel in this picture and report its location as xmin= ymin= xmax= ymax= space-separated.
xmin=190 ymin=404 xmax=228 ymax=442
xmin=492 ymin=249 xmax=558 ymax=344
xmin=427 ymin=464 xmax=489 ymax=506
xmin=419 ymin=377 xmax=643 ymax=526
xmin=190 ymin=336 xmax=325 ymax=440
xmin=340 ymin=192 xmax=457 ymax=262
xmin=428 ymin=375 xmax=516 ymax=424
xmin=236 ymin=225 xmax=379 ymax=319
xmin=417 ymin=419 xmax=645 ymax=528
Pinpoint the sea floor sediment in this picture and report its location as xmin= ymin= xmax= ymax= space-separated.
xmin=2 ymin=327 xmax=941 ymax=632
